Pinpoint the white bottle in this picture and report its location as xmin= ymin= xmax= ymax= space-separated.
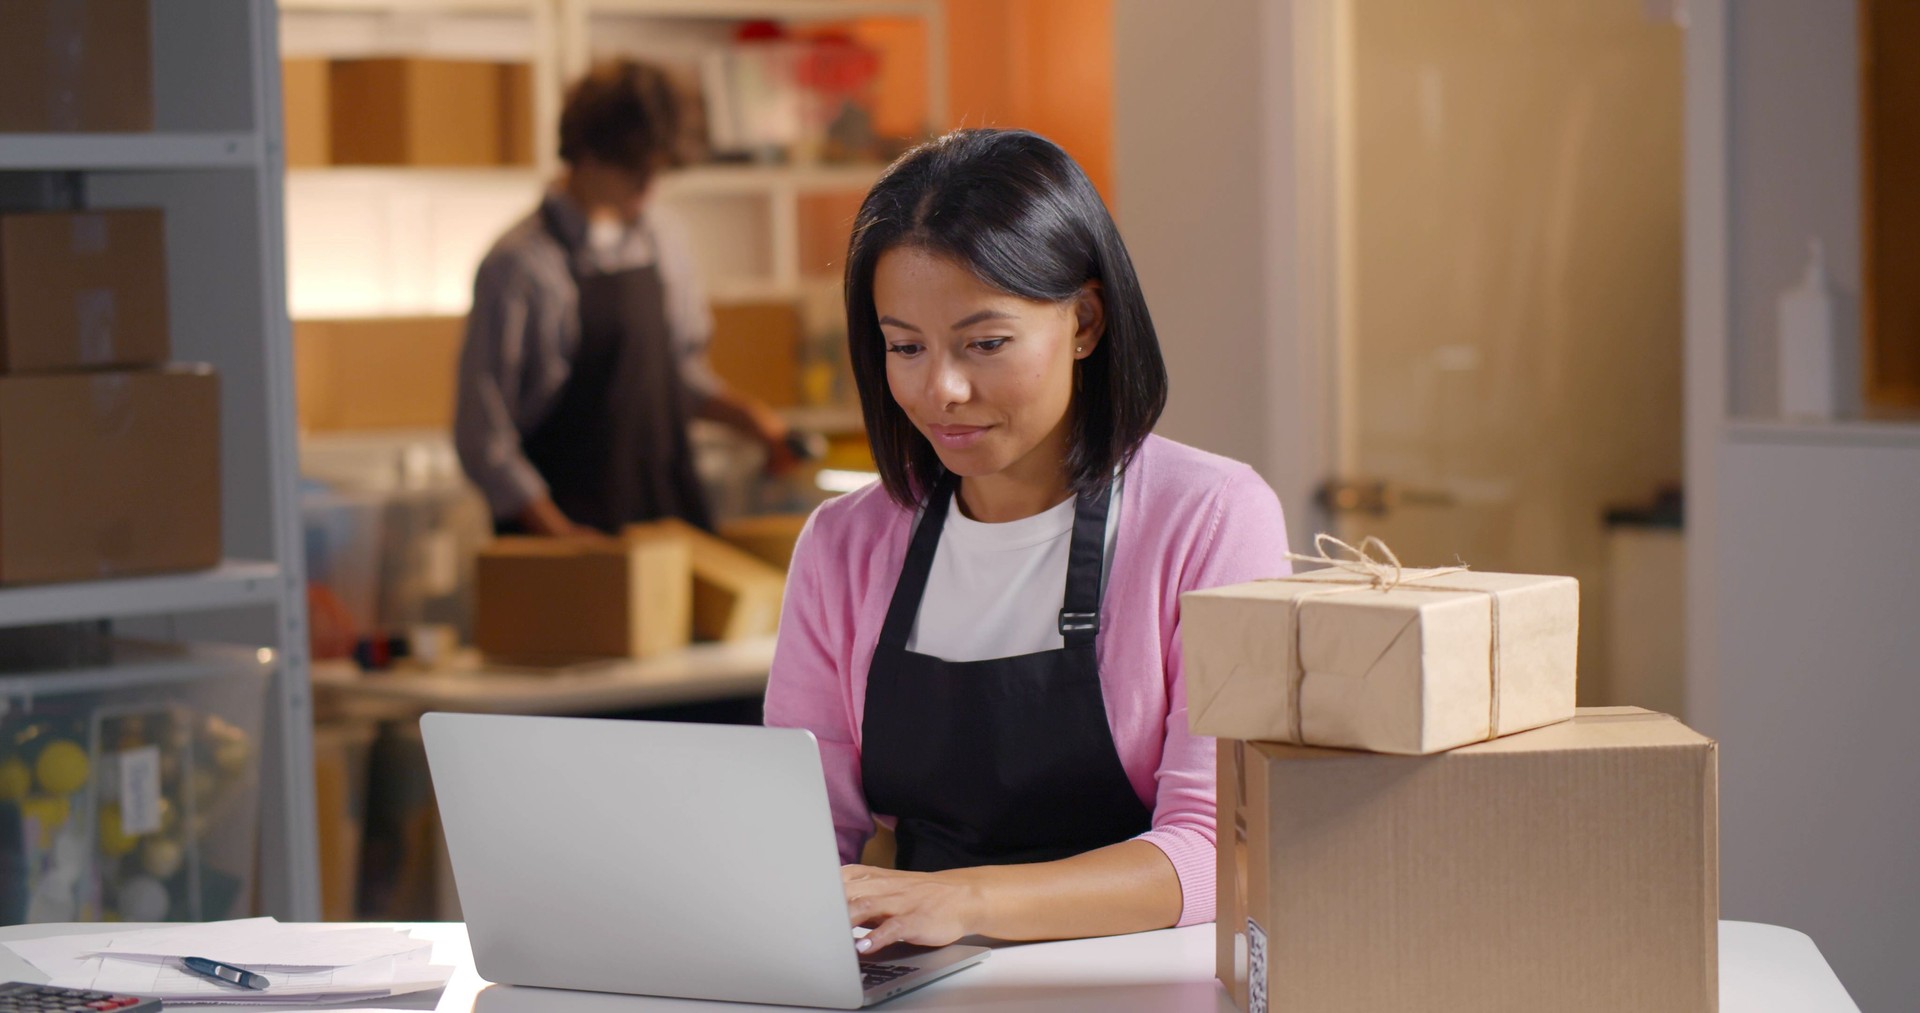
xmin=1777 ymin=239 xmax=1836 ymax=421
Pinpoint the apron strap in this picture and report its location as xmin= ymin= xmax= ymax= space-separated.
xmin=876 ymin=471 xmax=958 ymax=650
xmin=1058 ymin=479 xmax=1112 ymax=648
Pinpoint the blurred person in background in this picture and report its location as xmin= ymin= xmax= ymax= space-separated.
xmin=456 ymin=59 xmax=795 ymax=537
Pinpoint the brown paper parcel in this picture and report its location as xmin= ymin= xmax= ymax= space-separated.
xmin=1182 ymin=566 xmax=1578 ymax=754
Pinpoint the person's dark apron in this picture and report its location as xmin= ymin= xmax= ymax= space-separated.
xmin=859 ymin=472 xmax=1151 ymax=872
xmin=505 ymin=203 xmax=710 ymax=535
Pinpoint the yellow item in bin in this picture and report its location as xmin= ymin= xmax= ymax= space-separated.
xmin=98 ymin=808 xmax=139 ymax=857
xmin=35 ymin=739 xmax=89 ymax=795
xmin=141 ymin=836 xmax=184 ymax=879
xmin=0 ymin=757 xmax=30 ymax=800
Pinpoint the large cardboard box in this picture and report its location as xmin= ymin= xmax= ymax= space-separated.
xmin=0 ymin=368 xmax=221 ymax=584
xmin=475 ymin=525 xmax=692 ymax=661
xmin=718 ymin=513 xmax=808 ymax=570
xmin=499 ymin=62 xmax=537 ymax=166
xmin=283 ymin=58 xmax=333 ymax=167
xmin=330 ymin=59 xmax=507 ymax=167
xmin=0 ymin=210 xmax=170 ymax=373
xmin=710 ymin=301 xmax=802 ymax=408
xmin=1183 ymin=567 xmax=1578 ymax=754
xmin=652 ymin=519 xmax=785 ymax=642
xmin=0 ymin=1 xmax=153 ymax=133
xmin=1219 ymin=707 xmax=1719 ymax=1013
xmin=293 ymin=316 xmax=464 ymax=432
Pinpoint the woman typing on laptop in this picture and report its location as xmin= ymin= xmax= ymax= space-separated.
xmin=764 ymin=130 xmax=1291 ymax=953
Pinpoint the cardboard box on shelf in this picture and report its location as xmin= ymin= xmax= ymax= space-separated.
xmin=710 ymin=301 xmax=803 ymax=408
xmin=283 ymin=58 xmax=333 ymax=168
xmin=652 ymin=519 xmax=785 ymax=642
xmin=499 ymin=62 xmax=537 ymax=166
xmin=474 ymin=524 xmax=692 ymax=661
xmin=718 ymin=514 xmax=809 ymax=570
xmin=329 ymin=59 xmax=509 ymax=167
xmin=1218 ymin=707 xmax=1719 ymax=1013
xmin=0 ymin=210 xmax=170 ymax=373
xmin=293 ymin=316 xmax=464 ymax=432
xmin=0 ymin=0 xmax=153 ymax=133
xmin=1183 ymin=566 xmax=1579 ymax=754
xmin=0 ymin=368 xmax=220 ymax=585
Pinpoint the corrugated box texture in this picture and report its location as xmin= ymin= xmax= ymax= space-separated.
xmin=1218 ymin=707 xmax=1719 ymax=1013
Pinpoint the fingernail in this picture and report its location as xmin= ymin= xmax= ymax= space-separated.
xmin=856 ymin=939 xmax=872 ymax=953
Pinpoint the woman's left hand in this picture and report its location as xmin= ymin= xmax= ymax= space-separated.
xmin=842 ymin=864 xmax=985 ymax=954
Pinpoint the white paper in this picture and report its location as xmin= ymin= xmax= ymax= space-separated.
xmin=95 ymin=921 xmax=433 ymax=966
xmin=4 ymin=921 xmax=452 ymax=1005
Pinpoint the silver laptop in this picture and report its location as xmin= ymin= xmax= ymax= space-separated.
xmin=421 ymin=713 xmax=988 ymax=1008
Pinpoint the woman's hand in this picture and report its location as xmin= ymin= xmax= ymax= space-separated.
xmin=842 ymin=864 xmax=985 ymax=954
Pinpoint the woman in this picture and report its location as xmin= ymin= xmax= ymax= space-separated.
xmin=763 ymin=129 xmax=1290 ymax=951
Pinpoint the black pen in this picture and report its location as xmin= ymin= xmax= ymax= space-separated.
xmin=180 ymin=956 xmax=270 ymax=990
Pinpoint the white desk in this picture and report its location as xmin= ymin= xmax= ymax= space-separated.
xmin=309 ymin=637 xmax=777 ymax=717
xmin=0 ymin=920 xmax=1858 ymax=1012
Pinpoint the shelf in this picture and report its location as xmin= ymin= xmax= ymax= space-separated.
xmin=0 ymin=133 xmax=265 ymax=171
xmin=1725 ymin=417 xmax=1920 ymax=449
xmin=279 ymin=0 xmax=539 ymax=12
xmin=0 ymin=641 xmax=274 ymax=699
xmin=588 ymin=0 xmax=936 ymax=20
xmin=0 ymin=561 xmax=286 ymax=631
xmin=659 ymin=162 xmax=886 ymax=197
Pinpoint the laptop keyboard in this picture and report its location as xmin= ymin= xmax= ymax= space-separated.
xmin=859 ymin=962 xmax=918 ymax=990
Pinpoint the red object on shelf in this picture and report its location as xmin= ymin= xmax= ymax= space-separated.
xmin=734 ymin=19 xmax=786 ymax=41
xmin=796 ymin=33 xmax=880 ymax=96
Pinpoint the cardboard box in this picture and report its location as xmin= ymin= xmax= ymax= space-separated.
xmin=0 ymin=210 xmax=170 ymax=373
xmin=718 ymin=513 xmax=808 ymax=570
xmin=293 ymin=316 xmax=464 ymax=432
xmin=652 ymin=519 xmax=785 ymax=642
xmin=0 ymin=0 xmax=153 ymax=133
xmin=475 ymin=525 xmax=691 ymax=660
xmin=0 ymin=368 xmax=221 ymax=584
xmin=330 ymin=59 xmax=508 ymax=167
xmin=283 ymin=58 xmax=333 ymax=167
xmin=500 ymin=62 xmax=537 ymax=166
xmin=1218 ymin=707 xmax=1719 ymax=1013
xmin=710 ymin=301 xmax=802 ymax=408
xmin=1183 ymin=568 xmax=1578 ymax=754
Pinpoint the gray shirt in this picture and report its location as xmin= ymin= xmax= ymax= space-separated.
xmin=454 ymin=192 xmax=722 ymax=521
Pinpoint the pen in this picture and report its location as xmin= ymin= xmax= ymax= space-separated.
xmin=180 ymin=956 xmax=270 ymax=991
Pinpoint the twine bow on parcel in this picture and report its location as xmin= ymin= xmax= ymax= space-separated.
xmin=1269 ymin=534 xmax=1502 ymax=746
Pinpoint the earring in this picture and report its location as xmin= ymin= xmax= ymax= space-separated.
xmin=1076 ymin=345 xmax=1084 ymax=353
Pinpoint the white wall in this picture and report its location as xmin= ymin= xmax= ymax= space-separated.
xmin=1112 ymin=0 xmax=1329 ymax=552
xmin=1692 ymin=3 xmax=1920 ymax=1009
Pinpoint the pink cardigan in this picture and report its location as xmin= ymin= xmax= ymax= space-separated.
xmin=762 ymin=434 xmax=1292 ymax=926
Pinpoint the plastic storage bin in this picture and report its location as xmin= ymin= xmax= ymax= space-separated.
xmin=0 ymin=642 xmax=271 ymax=923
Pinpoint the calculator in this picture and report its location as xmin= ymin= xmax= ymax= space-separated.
xmin=0 ymin=982 xmax=160 ymax=1011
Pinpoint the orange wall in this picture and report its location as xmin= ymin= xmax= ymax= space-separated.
xmin=945 ymin=0 xmax=1115 ymax=204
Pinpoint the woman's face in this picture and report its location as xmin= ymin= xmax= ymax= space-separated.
xmin=873 ymin=246 xmax=1103 ymax=487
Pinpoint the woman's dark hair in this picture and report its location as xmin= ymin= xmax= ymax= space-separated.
xmin=845 ymin=128 xmax=1169 ymax=508
xmin=557 ymin=59 xmax=689 ymax=182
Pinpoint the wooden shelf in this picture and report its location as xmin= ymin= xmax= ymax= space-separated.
xmin=588 ymin=0 xmax=936 ymax=20
xmin=1725 ymin=417 xmax=1920 ymax=448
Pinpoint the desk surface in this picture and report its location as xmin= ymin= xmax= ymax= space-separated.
xmin=309 ymin=637 xmax=776 ymax=716
xmin=0 ymin=920 xmax=1858 ymax=1012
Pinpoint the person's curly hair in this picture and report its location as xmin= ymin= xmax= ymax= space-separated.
xmin=557 ymin=59 xmax=690 ymax=181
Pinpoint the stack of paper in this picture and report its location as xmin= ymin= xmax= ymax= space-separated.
xmin=3 ymin=918 xmax=454 ymax=1005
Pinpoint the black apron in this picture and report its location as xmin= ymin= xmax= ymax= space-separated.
xmin=505 ymin=203 xmax=711 ymax=535
xmin=859 ymin=472 xmax=1151 ymax=872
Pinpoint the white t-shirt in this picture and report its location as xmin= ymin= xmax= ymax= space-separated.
xmin=906 ymin=477 xmax=1123 ymax=662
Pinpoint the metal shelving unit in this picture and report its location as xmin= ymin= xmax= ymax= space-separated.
xmin=0 ymin=0 xmax=320 ymax=920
